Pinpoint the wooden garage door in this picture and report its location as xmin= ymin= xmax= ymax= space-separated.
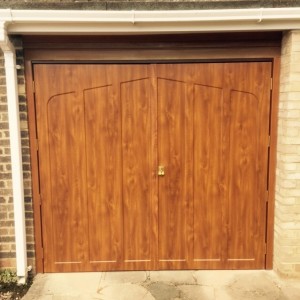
xmin=33 ymin=62 xmax=272 ymax=272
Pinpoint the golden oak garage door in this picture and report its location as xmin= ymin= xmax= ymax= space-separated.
xmin=34 ymin=63 xmax=272 ymax=272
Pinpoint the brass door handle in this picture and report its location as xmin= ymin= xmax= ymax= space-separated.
xmin=158 ymin=166 xmax=165 ymax=176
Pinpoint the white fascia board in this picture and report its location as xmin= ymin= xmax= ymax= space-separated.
xmin=4 ymin=23 xmax=299 ymax=35
xmin=0 ymin=7 xmax=300 ymax=34
xmin=7 ymin=21 xmax=300 ymax=35
xmin=2 ymin=8 xmax=300 ymax=22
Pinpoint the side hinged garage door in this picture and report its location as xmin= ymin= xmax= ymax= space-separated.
xmin=33 ymin=62 xmax=272 ymax=272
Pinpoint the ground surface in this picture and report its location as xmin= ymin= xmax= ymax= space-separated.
xmin=22 ymin=270 xmax=300 ymax=300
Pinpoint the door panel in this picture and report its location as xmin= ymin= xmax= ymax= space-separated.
xmin=35 ymin=65 xmax=89 ymax=272
xmin=225 ymin=62 xmax=271 ymax=268
xmin=121 ymin=77 xmax=153 ymax=268
xmin=48 ymin=92 xmax=88 ymax=265
xmin=84 ymin=85 xmax=122 ymax=269
xmin=157 ymin=77 xmax=191 ymax=269
xmin=193 ymin=84 xmax=224 ymax=268
xmin=34 ymin=62 xmax=272 ymax=272
xmin=227 ymin=91 xmax=258 ymax=262
xmin=35 ymin=64 xmax=156 ymax=271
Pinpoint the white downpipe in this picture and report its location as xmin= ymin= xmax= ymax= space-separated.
xmin=0 ymin=22 xmax=27 ymax=283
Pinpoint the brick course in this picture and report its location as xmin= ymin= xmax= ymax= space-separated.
xmin=275 ymin=30 xmax=300 ymax=277
xmin=0 ymin=36 xmax=35 ymax=271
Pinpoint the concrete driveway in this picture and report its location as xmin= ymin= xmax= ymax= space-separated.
xmin=23 ymin=270 xmax=300 ymax=300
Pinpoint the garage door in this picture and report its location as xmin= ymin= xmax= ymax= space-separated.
xmin=34 ymin=62 xmax=272 ymax=272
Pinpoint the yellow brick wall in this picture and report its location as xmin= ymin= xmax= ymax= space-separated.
xmin=275 ymin=30 xmax=300 ymax=276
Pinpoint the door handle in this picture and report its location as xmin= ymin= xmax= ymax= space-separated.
xmin=158 ymin=166 xmax=165 ymax=176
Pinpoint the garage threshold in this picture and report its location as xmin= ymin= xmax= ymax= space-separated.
xmin=23 ymin=270 xmax=300 ymax=299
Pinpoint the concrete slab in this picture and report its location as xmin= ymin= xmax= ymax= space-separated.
xmin=178 ymin=285 xmax=215 ymax=300
xmin=52 ymin=296 xmax=84 ymax=300
xmin=97 ymin=283 xmax=154 ymax=300
xmin=100 ymin=271 xmax=147 ymax=284
xmin=23 ymin=270 xmax=300 ymax=300
xmin=225 ymin=271 xmax=282 ymax=300
xmin=22 ymin=274 xmax=50 ymax=299
xmin=42 ymin=272 xmax=101 ymax=294
xmin=214 ymin=288 xmax=237 ymax=300
xmin=145 ymin=282 xmax=181 ymax=300
xmin=193 ymin=270 xmax=261 ymax=287
xmin=23 ymin=272 xmax=102 ymax=300
xmin=149 ymin=270 xmax=196 ymax=284
xmin=33 ymin=296 xmax=53 ymax=300
xmin=282 ymin=285 xmax=300 ymax=299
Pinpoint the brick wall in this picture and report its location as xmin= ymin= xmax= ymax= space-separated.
xmin=0 ymin=36 xmax=35 ymax=271
xmin=275 ymin=30 xmax=300 ymax=277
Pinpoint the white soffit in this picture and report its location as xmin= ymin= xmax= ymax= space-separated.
xmin=0 ymin=8 xmax=300 ymax=34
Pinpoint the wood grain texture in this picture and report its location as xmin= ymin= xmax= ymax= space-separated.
xmin=22 ymin=32 xmax=282 ymax=49
xmin=227 ymin=90 xmax=259 ymax=263
xmin=156 ymin=64 xmax=194 ymax=269
xmin=34 ymin=64 xmax=158 ymax=271
xmin=84 ymin=83 xmax=122 ymax=269
xmin=32 ymin=62 xmax=272 ymax=272
xmin=225 ymin=62 xmax=272 ymax=269
xmin=35 ymin=65 xmax=89 ymax=272
xmin=193 ymin=84 xmax=223 ymax=267
xmin=48 ymin=92 xmax=88 ymax=265
xmin=157 ymin=77 xmax=188 ymax=266
xmin=120 ymin=67 xmax=153 ymax=269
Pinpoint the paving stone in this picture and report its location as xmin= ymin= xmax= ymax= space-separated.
xmin=100 ymin=271 xmax=147 ymax=284
xmin=193 ymin=270 xmax=262 ymax=287
xmin=214 ymin=289 xmax=236 ymax=300
xmin=178 ymin=285 xmax=215 ymax=300
xmin=97 ymin=283 xmax=154 ymax=300
xmin=27 ymin=296 xmax=53 ymax=300
xmin=281 ymin=285 xmax=300 ymax=300
xmin=226 ymin=272 xmax=282 ymax=300
xmin=52 ymin=296 xmax=81 ymax=300
xmin=150 ymin=270 xmax=196 ymax=284
xmin=146 ymin=282 xmax=181 ymax=300
xmin=22 ymin=270 xmax=300 ymax=300
xmin=41 ymin=273 xmax=101 ymax=295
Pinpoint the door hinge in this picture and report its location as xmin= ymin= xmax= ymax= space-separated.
xmin=32 ymin=81 xmax=35 ymax=94
xmin=36 ymin=138 xmax=39 ymax=151
xmin=39 ymin=194 xmax=42 ymax=206
xmin=268 ymin=135 xmax=271 ymax=147
xmin=265 ymin=243 xmax=267 ymax=255
xmin=266 ymin=190 xmax=269 ymax=202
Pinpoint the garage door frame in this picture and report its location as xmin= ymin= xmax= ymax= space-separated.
xmin=23 ymin=33 xmax=281 ymax=273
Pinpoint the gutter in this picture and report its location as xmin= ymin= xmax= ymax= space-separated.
xmin=0 ymin=21 xmax=27 ymax=283
xmin=0 ymin=7 xmax=300 ymax=34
